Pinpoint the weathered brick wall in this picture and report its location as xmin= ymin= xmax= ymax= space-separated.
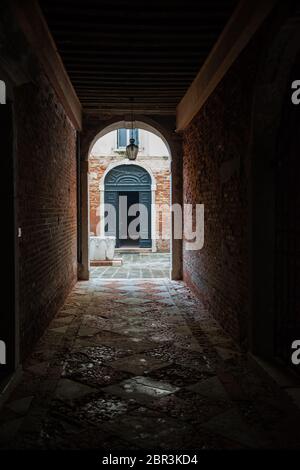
xmin=182 ymin=41 xmax=259 ymax=347
xmin=89 ymin=157 xmax=106 ymax=236
xmin=89 ymin=155 xmax=171 ymax=252
xmin=155 ymin=170 xmax=171 ymax=252
xmin=15 ymin=70 xmax=77 ymax=359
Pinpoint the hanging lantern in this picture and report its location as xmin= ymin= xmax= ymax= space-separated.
xmin=126 ymin=97 xmax=138 ymax=160
xmin=126 ymin=137 xmax=139 ymax=160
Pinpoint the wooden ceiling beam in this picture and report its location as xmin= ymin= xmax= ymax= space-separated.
xmin=70 ymin=73 xmax=194 ymax=79
xmin=66 ymin=65 xmax=198 ymax=72
xmin=51 ymin=31 xmax=217 ymax=40
xmin=83 ymin=107 xmax=176 ymax=115
xmin=75 ymin=90 xmax=184 ymax=95
xmin=46 ymin=22 xmax=224 ymax=32
xmin=61 ymin=52 xmax=208 ymax=59
xmin=59 ymin=46 xmax=211 ymax=54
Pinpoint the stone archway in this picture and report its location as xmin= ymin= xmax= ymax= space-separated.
xmin=79 ymin=115 xmax=183 ymax=281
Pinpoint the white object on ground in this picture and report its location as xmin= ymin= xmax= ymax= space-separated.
xmin=90 ymin=236 xmax=116 ymax=260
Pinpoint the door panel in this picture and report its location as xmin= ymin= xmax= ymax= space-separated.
xmin=139 ymin=191 xmax=152 ymax=248
xmin=104 ymin=190 xmax=119 ymax=247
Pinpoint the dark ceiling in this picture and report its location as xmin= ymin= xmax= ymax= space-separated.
xmin=40 ymin=0 xmax=238 ymax=115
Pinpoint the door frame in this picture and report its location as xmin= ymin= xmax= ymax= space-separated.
xmin=100 ymin=161 xmax=157 ymax=251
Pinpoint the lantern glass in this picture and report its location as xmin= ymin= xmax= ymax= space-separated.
xmin=126 ymin=138 xmax=139 ymax=160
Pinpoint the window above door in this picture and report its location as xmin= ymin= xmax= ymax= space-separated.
xmin=117 ymin=128 xmax=139 ymax=149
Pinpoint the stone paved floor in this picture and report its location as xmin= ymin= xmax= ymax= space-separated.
xmin=0 ymin=279 xmax=300 ymax=450
xmin=90 ymin=253 xmax=171 ymax=279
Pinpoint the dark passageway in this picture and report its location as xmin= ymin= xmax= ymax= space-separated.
xmin=1 ymin=0 xmax=300 ymax=452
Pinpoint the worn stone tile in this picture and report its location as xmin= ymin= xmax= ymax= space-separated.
xmin=75 ymin=346 xmax=130 ymax=363
xmin=86 ymin=331 xmax=157 ymax=353
xmin=77 ymin=326 xmax=101 ymax=337
xmin=54 ymin=379 xmax=98 ymax=401
xmin=7 ymin=396 xmax=34 ymax=415
xmin=145 ymin=345 xmax=212 ymax=372
xmin=48 ymin=393 xmax=138 ymax=429
xmin=187 ymin=376 xmax=230 ymax=401
xmin=39 ymin=415 xmax=117 ymax=450
xmin=201 ymin=408 xmax=269 ymax=448
xmin=109 ymin=354 xmax=170 ymax=375
xmin=49 ymin=326 xmax=69 ymax=334
xmin=26 ymin=361 xmax=50 ymax=376
xmin=148 ymin=364 xmax=212 ymax=388
xmin=105 ymin=414 xmax=194 ymax=450
xmin=64 ymin=363 xmax=130 ymax=388
xmin=54 ymin=315 xmax=74 ymax=324
xmin=115 ymin=297 xmax=152 ymax=305
xmin=103 ymin=376 xmax=179 ymax=405
xmin=147 ymin=391 xmax=231 ymax=425
xmin=215 ymin=346 xmax=242 ymax=361
xmin=1 ymin=278 xmax=300 ymax=450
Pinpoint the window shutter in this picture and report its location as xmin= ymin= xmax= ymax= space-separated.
xmin=133 ymin=128 xmax=139 ymax=145
xmin=117 ymin=128 xmax=127 ymax=148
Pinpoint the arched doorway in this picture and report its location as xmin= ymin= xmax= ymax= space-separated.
xmin=79 ymin=115 xmax=183 ymax=281
xmin=86 ymin=124 xmax=173 ymax=279
xmin=103 ymin=163 xmax=153 ymax=248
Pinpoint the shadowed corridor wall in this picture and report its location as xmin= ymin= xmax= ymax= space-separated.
xmin=182 ymin=37 xmax=260 ymax=347
xmin=14 ymin=68 xmax=77 ymax=359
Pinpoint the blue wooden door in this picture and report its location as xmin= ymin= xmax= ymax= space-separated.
xmin=104 ymin=164 xmax=152 ymax=248
xmin=139 ymin=191 xmax=152 ymax=248
xmin=104 ymin=190 xmax=119 ymax=247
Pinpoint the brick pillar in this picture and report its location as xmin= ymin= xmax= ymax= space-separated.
xmin=171 ymin=135 xmax=183 ymax=280
xmin=78 ymin=160 xmax=90 ymax=280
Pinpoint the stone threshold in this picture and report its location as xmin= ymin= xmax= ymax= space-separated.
xmin=90 ymin=258 xmax=123 ymax=267
xmin=115 ymin=248 xmax=152 ymax=253
xmin=94 ymin=277 xmax=170 ymax=281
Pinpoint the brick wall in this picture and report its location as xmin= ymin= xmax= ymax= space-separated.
xmin=15 ymin=69 xmax=77 ymax=359
xmin=182 ymin=40 xmax=259 ymax=347
xmin=89 ymin=155 xmax=171 ymax=252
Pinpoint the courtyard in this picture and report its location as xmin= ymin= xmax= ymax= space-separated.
xmin=90 ymin=253 xmax=171 ymax=279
